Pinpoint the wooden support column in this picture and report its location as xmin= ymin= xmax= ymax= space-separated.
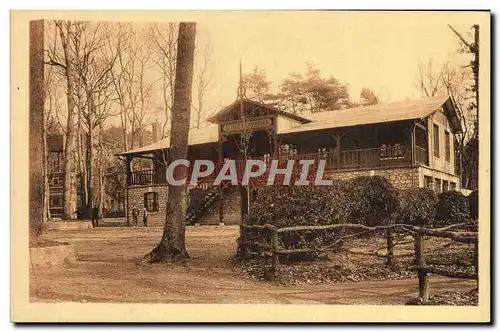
xmin=218 ymin=142 xmax=224 ymax=225
xmin=272 ymin=131 xmax=278 ymax=158
xmin=334 ymin=133 xmax=342 ymax=169
xmin=426 ymin=116 xmax=434 ymax=169
xmin=411 ymin=123 xmax=416 ymax=166
xmin=125 ymin=155 xmax=132 ymax=226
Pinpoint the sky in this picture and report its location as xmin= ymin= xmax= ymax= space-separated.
xmin=196 ymin=11 xmax=473 ymax=108
xmin=45 ymin=11 xmax=479 ymax=128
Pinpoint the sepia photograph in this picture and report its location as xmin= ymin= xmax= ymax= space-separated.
xmin=11 ymin=10 xmax=490 ymax=322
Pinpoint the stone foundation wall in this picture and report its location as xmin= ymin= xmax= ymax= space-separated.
xmin=198 ymin=187 xmax=242 ymax=225
xmin=126 ymin=185 xmax=168 ymax=227
xmin=326 ymin=167 xmax=419 ymax=189
xmin=126 ymin=185 xmax=242 ymax=226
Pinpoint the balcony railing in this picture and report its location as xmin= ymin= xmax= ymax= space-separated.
xmin=129 ymin=169 xmax=156 ymax=186
xmin=128 ymin=145 xmax=413 ymax=187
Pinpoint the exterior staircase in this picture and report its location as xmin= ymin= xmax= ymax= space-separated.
xmin=186 ymin=182 xmax=230 ymax=225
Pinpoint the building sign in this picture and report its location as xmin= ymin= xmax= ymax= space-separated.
xmin=222 ymin=118 xmax=273 ymax=134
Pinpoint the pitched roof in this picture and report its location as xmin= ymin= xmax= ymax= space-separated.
xmin=281 ymin=95 xmax=460 ymax=135
xmin=115 ymin=125 xmax=219 ymax=156
xmin=116 ymin=95 xmax=461 ymax=157
xmin=207 ymin=98 xmax=311 ymax=124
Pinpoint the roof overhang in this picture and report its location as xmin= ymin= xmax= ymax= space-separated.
xmin=207 ymin=98 xmax=311 ymax=124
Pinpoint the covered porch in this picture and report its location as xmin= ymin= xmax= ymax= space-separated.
xmin=277 ymin=121 xmax=429 ymax=172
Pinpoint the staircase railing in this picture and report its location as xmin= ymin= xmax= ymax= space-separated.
xmin=186 ymin=181 xmax=230 ymax=225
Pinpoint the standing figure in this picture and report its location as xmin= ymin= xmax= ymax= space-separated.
xmin=143 ymin=207 xmax=148 ymax=227
xmin=91 ymin=206 xmax=100 ymax=228
xmin=131 ymin=207 xmax=139 ymax=227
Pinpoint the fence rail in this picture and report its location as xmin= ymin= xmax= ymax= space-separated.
xmin=240 ymin=222 xmax=478 ymax=300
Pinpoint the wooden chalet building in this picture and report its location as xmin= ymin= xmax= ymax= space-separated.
xmin=116 ymin=95 xmax=462 ymax=227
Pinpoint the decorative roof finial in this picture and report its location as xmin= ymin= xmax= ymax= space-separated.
xmin=238 ymin=59 xmax=246 ymax=98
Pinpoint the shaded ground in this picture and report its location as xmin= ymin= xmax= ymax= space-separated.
xmin=30 ymin=226 xmax=477 ymax=304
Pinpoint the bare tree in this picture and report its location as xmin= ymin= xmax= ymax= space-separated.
xmin=144 ymin=22 xmax=196 ymax=262
xmin=109 ymin=22 xmax=136 ymax=152
xmin=416 ymin=59 xmax=476 ymax=188
xmin=149 ymin=22 xmax=178 ymax=138
xmin=417 ymin=59 xmax=445 ymax=98
xmin=45 ymin=20 xmax=77 ymax=219
xmin=71 ymin=21 xmax=118 ymax=216
xmin=128 ymin=39 xmax=155 ymax=149
xmin=43 ymin=60 xmax=58 ymax=221
xmin=192 ymin=41 xmax=213 ymax=129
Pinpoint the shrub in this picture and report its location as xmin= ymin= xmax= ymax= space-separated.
xmin=347 ymin=176 xmax=399 ymax=227
xmin=241 ymin=181 xmax=352 ymax=259
xmin=396 ymin=188 xmax=437 ymax=227
xmin=241 ymin=177 xmax=400 ymax=260
xmin=435 ymin=191 xmax=471 ymax=227
xmin=247 ymin=181 xmax=352 ymax=228
xmin=468 ymin=190 xmax=479 ymax=221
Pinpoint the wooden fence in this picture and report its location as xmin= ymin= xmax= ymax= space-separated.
xmin=240 ymin=223 xmax=478 ymax=301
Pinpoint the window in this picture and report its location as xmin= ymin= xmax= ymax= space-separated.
xmin=450 ymin=182 xmax=457 ymax=191
xmin=434 ymin=178 xmax=442 ymax=194
xmin=442 ymin=180 xmax=449 ymax=192
xmin=50 ymin=196 xmax=62 ymax=207
xmin=144 ymin=192 xmax=159 ymax=212
xmin=433 ymin=124 xmax=440 ymax=158
xmin=445 ymin=131 xmax=451 ymax=162
xmin=279 ymin=144 xmax=297 ymax=158
xmin=51 ymin=176 xmax=61 ymax=187
xmin=424 ymin=176 xmax=433 ymax=190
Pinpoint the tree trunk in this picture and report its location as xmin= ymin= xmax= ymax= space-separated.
xmin=86 ymin=122 xmax=93 ymax=217
xmin=60 ymin=21 xmax=77 ymax=219
xmin=29 ymin=20 xmax=45 ymax=240
xmin=42 ymin=93 xmax=50 ymax=222
xmin=98 ymin=122 xmax=104 ymax=216
xmin=144 ymin=22 xmax=196 ymax=263
xmin=76 ymin=92 xmax=88 ymax=216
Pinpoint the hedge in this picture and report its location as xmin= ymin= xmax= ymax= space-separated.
xmin=436 ymin=191 xmax=471 ymax=227
xmin=468 ymin=190 xmax=479 ymax=221
xmin=394 ymin=188 xmax=437 ymax=227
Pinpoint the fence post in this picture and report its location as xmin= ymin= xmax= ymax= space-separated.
xmin=414 ymin=233 xmax=429 ymax=302
xmin=270 ymin=228 xmax=279 ymax=280
xmin=386 ymin=228 xmax=394 ymax=267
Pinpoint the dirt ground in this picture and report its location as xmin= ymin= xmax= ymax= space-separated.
xmin=30 ymin=225 xmax=477 ymax=304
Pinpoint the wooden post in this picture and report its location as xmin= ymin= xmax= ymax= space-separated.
xmin=270 ymin=228 xmax=279 ymax=280
xmin=272 ymin=129 xmax=278 ymax=158
xmin=334 ymin=133 xmax=342 ymax=168
xmin=414 ymin=234 xmax=429 ymax=302
xmin=218 ymin=143 xmax=224 ymax=225
xmin=125 ymin=156 xmax=132 ymax=227
xmin=386 ymin=228 xmax=394 ymax=267
xmin=411 ymin=123 xmax=416 ymax=166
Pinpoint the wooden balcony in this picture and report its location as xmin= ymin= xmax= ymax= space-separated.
xmin=127 ymin=145 xmax=415 ymax=187
xmin=129 ymin=169 xmax=156 ymax=186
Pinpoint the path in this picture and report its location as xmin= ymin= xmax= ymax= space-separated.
xmin=30 ymin=226 xmax=476 ymax=304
